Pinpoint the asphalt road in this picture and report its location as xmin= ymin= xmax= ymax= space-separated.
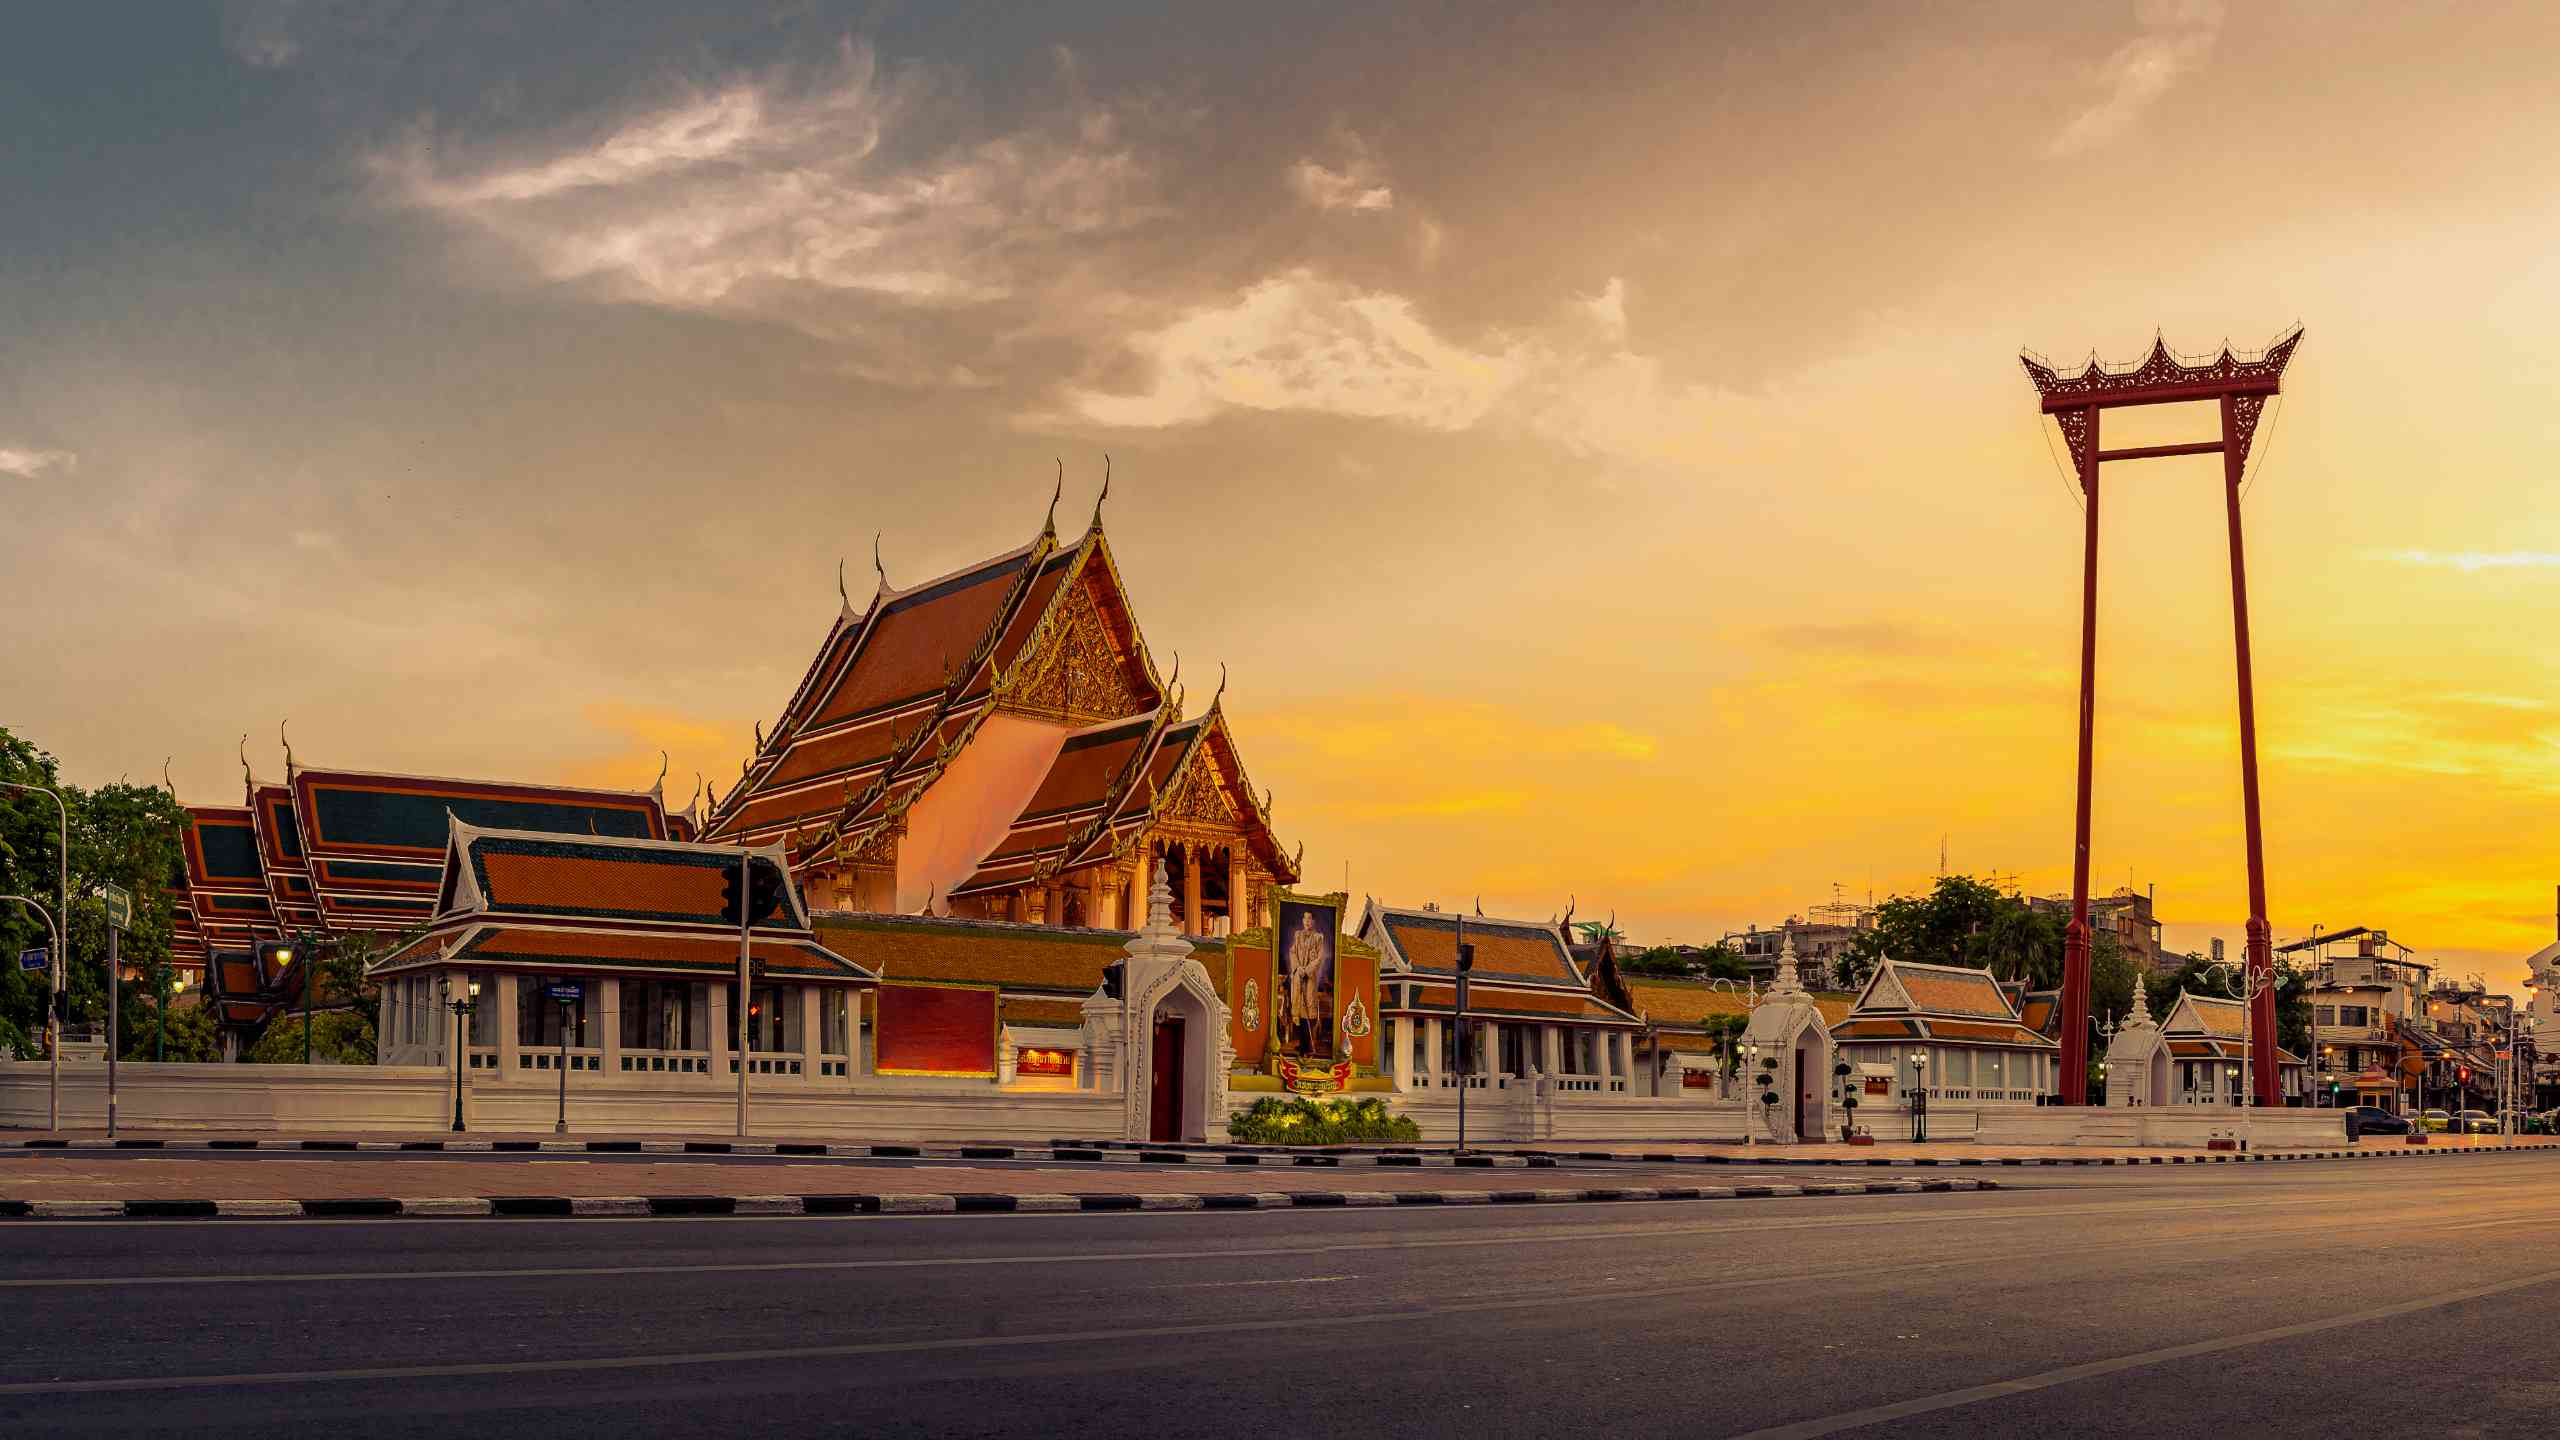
xmin=3 ymin=1154 xmax=2555 ymax=1438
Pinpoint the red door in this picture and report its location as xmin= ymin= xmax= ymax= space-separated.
xmin=1150 ymin=1016 xmax=1186 ymax=1142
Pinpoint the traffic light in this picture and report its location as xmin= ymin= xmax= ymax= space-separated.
xmin=1456 ymin=942 xmax=1476 ymax=973
xmin=720 ymin=857 xmax=790 ymax=928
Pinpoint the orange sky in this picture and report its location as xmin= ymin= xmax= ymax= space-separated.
xmin=4 ymin=3 xmax=2555 ymax=993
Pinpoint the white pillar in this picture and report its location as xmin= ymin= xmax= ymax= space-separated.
xmin=599 ymin=979 xmax=623 ymax=1078
xmin=1612 ymin=1031 xmax=1634 ymax=1091
xmin=799 ymin=985 xmax=822 ymax=1076
xmin=1541 ymin=1025 xmax=1563 ymax=1079
xmin=1424 ymin=1016 xmax=1444 ymax=1087
xmin=1388 ymin=1016 xmax=1413 ymax=1090
xmin=494 ymin=974 xmax=521 ymax=1078
xmin=707 ymin=983 xmax=731 ymax=1081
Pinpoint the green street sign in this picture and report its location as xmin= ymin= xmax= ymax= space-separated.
xmin=103 ymin=883 xmax=132 ymax=932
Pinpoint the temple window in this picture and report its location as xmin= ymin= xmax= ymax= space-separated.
xmin=518 ymin=976 xmax=590 ymax=1048
xmin=621 ymin=981 xmax=698 ymax=1051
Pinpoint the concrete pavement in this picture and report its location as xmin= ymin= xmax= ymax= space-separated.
xmin=1 ymin=1152 xmax=2556 ymax=1435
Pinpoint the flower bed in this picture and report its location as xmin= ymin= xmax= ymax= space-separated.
xmin=1227 ymin=1095 xmax=1421 ymax=1145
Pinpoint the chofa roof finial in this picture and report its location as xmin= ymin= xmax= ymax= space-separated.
xmin=1211 ymin=661 xmax=1227 ymax=710
xmin=651 ymin=749 xmax=669 ymax=798
xmin=873 ymin=532 xmax=889 ymax=591
xmin=1046 ymin=459 xmax=1063 ymax=537
xmin=161 ymin=756 xmax=175 ymax=798
xmin=278 ymin=719 xmax=295 ymax=775
xmin=238 ymin=733 xmax=252 ymax=791
xmin=838 ymin=556 xmax=852 ymax=615
xmin=1090 ymin=454 xmax=1111 ymax=530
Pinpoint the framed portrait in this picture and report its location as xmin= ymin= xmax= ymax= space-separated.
xmin=1269 ymin=889 xmax=1343 ymax=1060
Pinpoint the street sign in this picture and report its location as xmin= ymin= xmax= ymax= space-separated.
xmin=546 ymin=983 xmax=584 ymax=1002
xmin=102 ymin=883 xmax=131 ymax=932
xmin=17 ymin=948 xmax=47 ymax=972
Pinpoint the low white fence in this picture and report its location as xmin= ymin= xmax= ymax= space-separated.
xmin=0 ymin=1062 xmax=1122 ymax=1143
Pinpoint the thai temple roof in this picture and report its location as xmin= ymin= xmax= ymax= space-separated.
xmin=702 ymin=503 xmax=1293 ymax=897
xmin=1830 ymin=959 xmax=2058 ymax=1049
xmin=372 ymin=819 xmax=871 ymax=986
xmin=1359 ymin=901 xmax=1645 ymax=1028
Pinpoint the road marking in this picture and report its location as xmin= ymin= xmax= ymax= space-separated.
xmin=0 ymin=1197 xmax=2264 ymax=1291
xmin=0 ymin=1250 xmax=2066 ymax=1397
xmin=1726 ymin=1267 xmax=2560 ymax=1439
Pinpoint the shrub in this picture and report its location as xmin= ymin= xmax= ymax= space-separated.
xmin=1226 ymin=1094 xmax=1421 ymax=1145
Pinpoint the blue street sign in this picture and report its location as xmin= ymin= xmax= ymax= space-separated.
xmin=17 ymin=948 xmax=48 ymax=972
xmin=546 ymin=983 xmax=583 ymax=1002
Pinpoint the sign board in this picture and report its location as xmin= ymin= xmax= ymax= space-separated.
xmin=545 ymin=983 xmax=584 ymax=1003
xmin=102 ymin=883 xmax=131 ymax=932
xmin=17 ymin=948 xmax=47 ymax=973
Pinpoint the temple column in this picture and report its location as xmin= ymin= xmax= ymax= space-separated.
xmin=1042 ymin=884 xmax=1062 ymax=927
xmin=707 ymin=984 xmax=731 ymax=1082
xmin=853 ymin=992 xmax=872 ymax=1076
xmin=1541 ymin=1025 xmax=1563 ymax=1080
xmin=799 ymin=985 xmax=822 ymax=1077
xmin=1227 ymin=849 xmax=1247 ymax=936
xmin=1424 ymin=1017 xmax=1444 ymax=1087
xmin=495 ymin=975 xmax=521 ymax=1078
xmin=1388 ymin=1016 xmax=1413 ymax=1091
xmin=1182 ymin=844 xmax=1205 ymax=937
xmin=1131 ymin=849 xmax=1153 ymax=930
xmin=599 ymin=979 xmax=623 ymax=1078
xmin=1612 ymin=1031 xmax=1634 ymax=1092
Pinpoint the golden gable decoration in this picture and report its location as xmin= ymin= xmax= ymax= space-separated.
xmin=1001 ymin=579 xmax=1149 ymax=726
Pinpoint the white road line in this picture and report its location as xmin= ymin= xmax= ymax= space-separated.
xmin=1728 ymin=1267 xmax=2560 ymax=1440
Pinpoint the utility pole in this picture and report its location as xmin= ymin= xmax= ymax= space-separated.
xmin=1454 ymin=912 xmax=1472 ymax=1154
xmin=736 ymin=848 xmax=752 ymax=1139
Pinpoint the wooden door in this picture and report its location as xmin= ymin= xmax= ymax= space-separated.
xmin=1150 ymin=1015 xmax=1186 ymax=1142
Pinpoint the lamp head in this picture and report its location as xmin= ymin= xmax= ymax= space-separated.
xmin=466 ymin=977 xmax=482 ymax=1001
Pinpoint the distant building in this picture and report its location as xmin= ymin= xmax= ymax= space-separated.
xmin=2028 ymin=885 xmax=2165 ymax=972
xmin=1723 ymin=901 xmax=1873 ymax=990
xmin=2524 ymin=887 xmax=2559 ymax=1104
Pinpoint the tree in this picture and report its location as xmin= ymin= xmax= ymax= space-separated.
xmin=1699 ymin=944 xmax=1750 ymax=982
xmin=0 ymin=728 xmax=189 ymax=1058
xmin=120 ymin=992 xmax=220 ymax=1063
xmin=1573 ymin=919 xmax=1625 ymax=949
xmin=245 ymin=1009 xmax=375 ymax=1065
xmin=1620 ymin=946 xmax=1695 ymax=978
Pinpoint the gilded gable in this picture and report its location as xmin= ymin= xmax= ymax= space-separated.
xmin=999 ymin=573 xmax=1151 ymax=726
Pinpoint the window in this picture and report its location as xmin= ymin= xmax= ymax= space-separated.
xmin=819 ymin=990 xmax=851 ymax=1056
xmin=519 ymin=976 xmax=589 ymax=1048
xmin=726 ymin=983 xmax=794 ymax=1052
xmin=2315 ymin=1006 xmax=2336 ymax=1026
xmin=2340 ymin=1005 xmax=2369 ymax=1027
xmin=622 ymin=981 xmax=696 ymax=1051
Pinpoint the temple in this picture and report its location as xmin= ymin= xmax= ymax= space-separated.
xmin=701 ymin=496 xmax=1298 ymax=936
xmin=167 ymin=746 xmax=684 ymax=1053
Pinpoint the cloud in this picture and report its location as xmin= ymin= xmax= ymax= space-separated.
xmin=1287 ymin=159 xmax=1392 ymax=213
xmin=2048 ymin=0 xmax=2224 ymax=155
xmin=373 ymin=42 xmax=1170 ymax=317
xmin=1065 ymin=270 xmax=1716 ymax=462
xmin=222 ymin=0 xmax=306 ymax=70
xmin=2381 ymin=550 xmax=2560 ymax=573
xmin=0 ymin=446 xmax=76 ymax=480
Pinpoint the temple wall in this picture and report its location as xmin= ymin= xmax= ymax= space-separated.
xmin=896 ymin=712 xmax=1072 ymax=913
xmin=0 ymin=1063 xmax=1122 ymax=1142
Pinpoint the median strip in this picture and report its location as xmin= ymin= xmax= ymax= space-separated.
xmin=0 ymin=1177 xmax=1996 ymax=1222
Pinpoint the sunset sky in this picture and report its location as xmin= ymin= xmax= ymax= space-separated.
xmin=5 ymin=3 xmax=2556 ymax=992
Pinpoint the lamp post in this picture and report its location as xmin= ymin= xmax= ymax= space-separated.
xmin=1909 ymin=1049 xmax=1930 ymax=1143
xmin=2202 ymin=960 xmax=2272 ymax=1150
xmin=4 ymin=895 xmax=62 ymax=1130
xmin=0 ymin=780 xmax=69 ymax=1126
xmin=2089 ymin=1011 xmax=2120 ymax=1106
xmin=1738 ymin=1040 xmax=1759 ymax=1146
xmin=445 ymin=974 xmax=480 ymax=1132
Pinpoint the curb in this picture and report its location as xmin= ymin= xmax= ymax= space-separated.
xmin=0 ymin=1177 xmax=1995 ymax=1221
xmin=0 ymin=1137 xmax=1559 ymax=1167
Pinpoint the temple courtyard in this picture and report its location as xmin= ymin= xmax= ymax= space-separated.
xmin=2 ymin=1148 xmax=2554 ymax=1437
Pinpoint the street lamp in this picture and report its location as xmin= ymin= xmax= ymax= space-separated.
xmin=1909 ymin=1049 xmax=1930 ymax=1143
xmin=2201 ymin=960 xmax=2273 ymax=1151
xmin=3 ymin=895 xmax=63 ymax=1130
xmin=2089 ymin=1012 xmax=2120 ymax=1106
xmin=1738 ymin=1040 xmax=1760 ymax=1146
xmin=0 ymin=780 xmax=69 ymax=1126
xmin=445 ymin=975 xmax=481 ymax=1132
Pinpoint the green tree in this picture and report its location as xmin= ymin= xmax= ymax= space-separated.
xmin=120 ymin=991 xmax=221 ymax=1062
xmin=1699 ymin=944 xmax=1750 ymax=982
xmin=0 ymin=728 xmax=188 ymax=1058
xmin=1620 ymin=945 xmax=1695 ymax=978
xmin=245 ymin=1009 xmax=376 ymax=1065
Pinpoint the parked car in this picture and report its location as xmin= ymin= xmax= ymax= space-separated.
xmin=2458 ymin=1109 xmax=2497 ymax=1134
xmin=2341 ymin=1105 xmax=2413 ymax=1136
xmin=2420 ymin=1109 xmax=2453 ymax=1132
